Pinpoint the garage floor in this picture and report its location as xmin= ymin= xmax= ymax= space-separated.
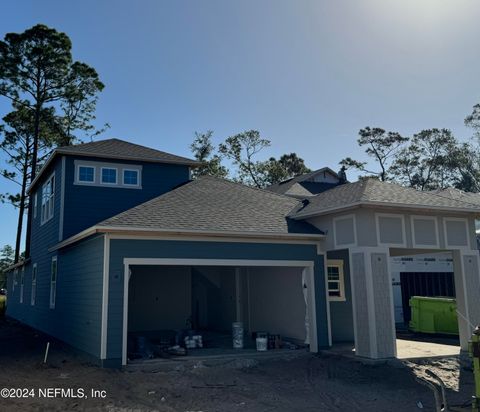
xmin=128 ymin=330 xmax=307 ymax=365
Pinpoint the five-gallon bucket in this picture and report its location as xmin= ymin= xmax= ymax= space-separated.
xmin=256 ymin=337 xmax=268 ymax=351
xmin=232 ymin=322 xmax=244 ymax=349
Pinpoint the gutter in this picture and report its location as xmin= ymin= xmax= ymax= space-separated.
xmin=291 ymin=200 xmax=480 ymax=220
xmin=49 ymin=225 xmax=325 ymax=252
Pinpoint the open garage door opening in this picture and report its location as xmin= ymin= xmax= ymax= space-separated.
xmin=390 ymin=251 xmax=461 ymax=359
xmin=124 ymin=262 xmax=317 ymax=364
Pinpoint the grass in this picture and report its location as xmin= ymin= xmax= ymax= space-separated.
xmin=0 ymin=295 xmax=6 ymax=316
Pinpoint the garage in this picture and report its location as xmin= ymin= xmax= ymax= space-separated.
xmin=124 ymin=260 xmax=318 ymax=363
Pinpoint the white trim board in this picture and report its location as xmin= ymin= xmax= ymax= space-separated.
xmin=100 ymin=234 xmax=110 ymax=360
xmin=121 ymin=258 xmax=319 ymax=366
xmin=59 ymin=156 xmax=66 ymax=241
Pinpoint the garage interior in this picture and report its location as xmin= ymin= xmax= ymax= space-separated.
xmin=126 ymin=265 xmax=310 ymax=362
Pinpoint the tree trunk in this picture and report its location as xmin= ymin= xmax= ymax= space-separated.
xmin=14 ymin=161 xmax=28 ymax=263
xmin=24 ymin=101 xmax=41 ymax=259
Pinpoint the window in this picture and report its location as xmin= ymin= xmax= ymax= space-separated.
xmin=20 ymin=267 xmax=25 ymax=303
xmin=31 ymin=264 xmax=37 ymax=306
xmin=327 ymin=260 xmax=345 ymax=301
xmin=78 ymin=166 xmax=95 ymax=183
xmin=101 ymin=168 xmax=117 ymax=184
xmin=41 ymin=174 xmax=55 ymax=224
xmin=123 ymin=169 xmax=139 ymax=186
xmin=50 ymin=257 xmax=58 ymax=309
xmin=33 ymin=193 xmax=38 ymax=219
xmin=13 ymin=269 xmax=18 ymax=292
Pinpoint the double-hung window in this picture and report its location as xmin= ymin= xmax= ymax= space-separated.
xmin=31 ymin=264 xmax=37 ymax=306
xmin=50 ymin=257 xmax=58 ymax=309
xmin=327 ymin=260 xmax=346 ymax=301
xmin=13 ymin=269 xmax=18 ymax=292
xmin=41 ymin=174 xmax=55 ymax=224
xmin=33 ymin=193 xmax=38 ymax=219
xmin=20 ymin=267 xmax=24 ymax=303
xmin=101 ymin=167 xmax=117 ymax=184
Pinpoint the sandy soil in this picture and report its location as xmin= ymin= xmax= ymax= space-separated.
xmin=0 ymin=318 xmax=475 ymax=412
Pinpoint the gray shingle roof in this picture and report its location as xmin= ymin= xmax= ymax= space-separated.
xmin=292 ymin=178 xmax=480 ymax=218
xmin=98 ymin=176 xmax=323 ymax=236
xmin=432 ymin=187 xmax=480 ymax=207
xmin=57 ymin=138 xmax=199 ymax=166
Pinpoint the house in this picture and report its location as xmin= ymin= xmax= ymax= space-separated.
xmin=266 ymin=167 xmax=344 ymax=198
xmin=6 ymin=139 xmax=480 ymax=367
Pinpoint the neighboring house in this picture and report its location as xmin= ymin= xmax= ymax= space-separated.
xmin=6 ymin=139 xmax=480 ymax=367
xmin=267 ymin=167 xmax=344 ymax=198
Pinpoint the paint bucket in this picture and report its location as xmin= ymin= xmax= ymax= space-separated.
xmin=256 ymin=337 xmax=268 ymax=351
xmin=232 ymin=322 xmax=244 ymax=349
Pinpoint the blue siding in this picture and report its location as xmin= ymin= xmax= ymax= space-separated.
xmin=62 ymin=156 xmax=190 ymax=239
xmin=106 ymin=239 xmax=328 ymax=364
xmin=327 ymin=249 xmax=354 ymax=342
xmin=7 ymin=235 xmax=104 ymax=358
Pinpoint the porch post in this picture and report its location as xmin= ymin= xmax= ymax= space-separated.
xmin=349 ymin=247 xmax=396 ymax=359
xmin=452 ymin=250 xmax=480 ymax=351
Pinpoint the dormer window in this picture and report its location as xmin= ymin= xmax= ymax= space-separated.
xmin=78 ymin=166 xmax=95 ymax=183
xmin=101 ymin=168 xmax=117 ymax=185
xmin=123 ymin=169 xmax=139 ymax=186
xmin=74 ymin=160 xmax=142 ymax=188
xmin=41 ymin=173 xmax=55 ymax=224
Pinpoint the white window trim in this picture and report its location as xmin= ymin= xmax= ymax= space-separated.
xmin=19 ymin=267 xmax=25 ymax=303
xmin=375 ymin=213 xmax=407 ymax=247
xmin=31 ymin=263 xmax=37 ymax=306
xmin=333 ymin=214 xmax=357 ymax=248
xmin=41 ymin=172 xmax=55 ymax=225
xmin=410 ymin=215 xmax=439 ymax=248
xmin=122 ymin=169 xmax=140 ymax=187
xmin=49 ymin=256 xmax=58 ymax=309
xmin=73 ymin=160 xmax=142 ymax=189
xmin=76 ymin=164 xmax=96 ymax=184
xmin=100 ymin=167 xmax=118 ymax=185
xmin=327 ymin=259 xmax=346 ymax=302
xmin=443 ymin=217 xmax=470 ymax=249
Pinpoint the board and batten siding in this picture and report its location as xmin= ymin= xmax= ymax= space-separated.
xmin=7 ymin=235 xmax=104 ymax=359
xmin=62 ymin=156 xmax=191 ymax=240
xmin=105 ymin=239 xmax=328 ymax=365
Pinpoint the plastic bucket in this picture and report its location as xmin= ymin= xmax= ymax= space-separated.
xmin=232 ymin=322 xmax=244 ymax=349
xmin=256 ymin=337 xmax=268 ymax=351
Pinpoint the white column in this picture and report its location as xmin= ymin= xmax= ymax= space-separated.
xmin=452 ymin=250 xmax=480 ymax=350
xmin=349 ymin=247 xmax=396 ymax=359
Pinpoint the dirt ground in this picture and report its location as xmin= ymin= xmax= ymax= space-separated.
xmin=0 ymin=318 xmax=476 ymax=412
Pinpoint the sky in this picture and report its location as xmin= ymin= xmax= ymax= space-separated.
xmin=0 ymin=0 xmax=479 ymax=249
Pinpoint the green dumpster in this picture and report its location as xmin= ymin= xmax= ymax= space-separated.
xmin=409 ymin=296 xmax=459 ymax=335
